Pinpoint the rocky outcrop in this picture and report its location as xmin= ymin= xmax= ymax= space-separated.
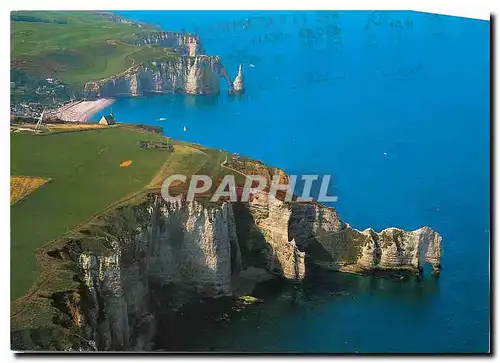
xmin=287 ymin=200 xmax=441 ymax=275
xmin=235 ymin=191 xmax=441 ymax=279
xmin=290 ymin=205 xmax=442 ymax=275
xmin=130 ymin=32 xmax=204 ymax=56
xmin=83 ymin=56 xmax=232 ymax=98
xmin=231 ymin=64 xmax=245 ymax=94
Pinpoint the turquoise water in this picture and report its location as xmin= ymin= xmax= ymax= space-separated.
xmin=94 ymin=11 xmax=490 ymax=352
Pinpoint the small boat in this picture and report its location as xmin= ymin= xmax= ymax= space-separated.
xmin=158 ymin=117 xmax=167 ymax=121
xmin=383 ymin=152 xmax=388 ymax=156
xmin=183 ymin=126 xmax=187 ymax=132
xmin=249 ymin=63 xmax=256 ymax=68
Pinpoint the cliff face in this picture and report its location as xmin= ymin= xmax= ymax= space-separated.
xmin=235 ymin=191 xmax=441 ymax=279
xmin=46 ymin=196 xmax=240 ymax=350
xmin=82 ymin=30 xmax=239 ymax=98
xmin=289 ymin=205 xmax=442 ymax=275
xmin=12 ymin=188 xmax=441 ymax=351
xmin=232 ymin=192 xmax=305 ymax=280
xmin=84 ymin=56 xmax=232 ymax=98
xmin=131 ymin=32 xmax=204 ymax=56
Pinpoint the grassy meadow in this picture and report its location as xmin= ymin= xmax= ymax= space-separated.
xmin=11 ymin=11 xmax=178 ymax=87
xmin=10 ymin=126 xmax=171 ymax=299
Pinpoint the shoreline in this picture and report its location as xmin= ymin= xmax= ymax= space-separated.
xmin=53 ymin=98 xmax=115 ymax=122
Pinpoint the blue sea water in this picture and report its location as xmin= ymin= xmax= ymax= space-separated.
xmin=93 ymin=11 xmax=490 ymax=353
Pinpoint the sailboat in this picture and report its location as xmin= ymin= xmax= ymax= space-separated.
xmin=183 ymin=126 xmax=187 ymax=132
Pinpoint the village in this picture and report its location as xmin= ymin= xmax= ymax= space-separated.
xmin=10 ymin=71 xmax=79 ymax=117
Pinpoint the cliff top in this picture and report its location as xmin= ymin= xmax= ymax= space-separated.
xmin=11 ymin=11 xmax=183 ymax=88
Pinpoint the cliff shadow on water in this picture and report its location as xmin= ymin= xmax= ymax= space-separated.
xmin=151 ymin=268 xmax=440 ymax=352
xmin=182 ymin=93 xmax=220 ymax=108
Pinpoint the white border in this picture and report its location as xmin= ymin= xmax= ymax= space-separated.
xmin=2 ymin=1 xmax=495 ymax=361
xmin=1 ymin=0 xmax=495 ymax=20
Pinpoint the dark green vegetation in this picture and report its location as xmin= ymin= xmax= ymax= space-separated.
xmin=11 ymin=69 xmax=77 ymax=107
xmin=11 ymin=11 xmax=178 ymax=105
xmin=11 ymin=13 xmax=68 ymax=24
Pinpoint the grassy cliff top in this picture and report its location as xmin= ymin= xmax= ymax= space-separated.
xmin=11 ymin=124 xmax=169 ymax=301
xmin=11 ymin=11 xmax=180 ymax=87
xmin=11 ymin=124 xmax=276 ymax=307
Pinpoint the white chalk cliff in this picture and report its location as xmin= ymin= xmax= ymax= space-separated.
xmin=84 ymin=56 xmax=232 ymax=97
xmin=11 ymin=186 xmax=441 ymax=351
xmin=83 ymin=32 xmax=239 ymax=98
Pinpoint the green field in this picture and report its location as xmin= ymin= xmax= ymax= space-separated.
xmin=11 ymin=11 xmax=178 ymax=87
xmin=10 ymin=125 xmax=277 ymax=340
xmin=10 ymin=125 xmax=253 ymax=301
xmin=10 ymin=126 xmax=174 ymax=300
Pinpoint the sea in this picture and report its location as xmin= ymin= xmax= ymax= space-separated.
xmin=92 ymin=11 xmax=490 ymax=353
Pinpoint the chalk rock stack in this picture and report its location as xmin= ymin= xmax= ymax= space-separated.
xmin=231 ymin=64 xmax=245 ymax=93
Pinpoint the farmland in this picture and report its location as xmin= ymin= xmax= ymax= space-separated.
xmin=10 ymin=176 xmax=49 ymax=204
